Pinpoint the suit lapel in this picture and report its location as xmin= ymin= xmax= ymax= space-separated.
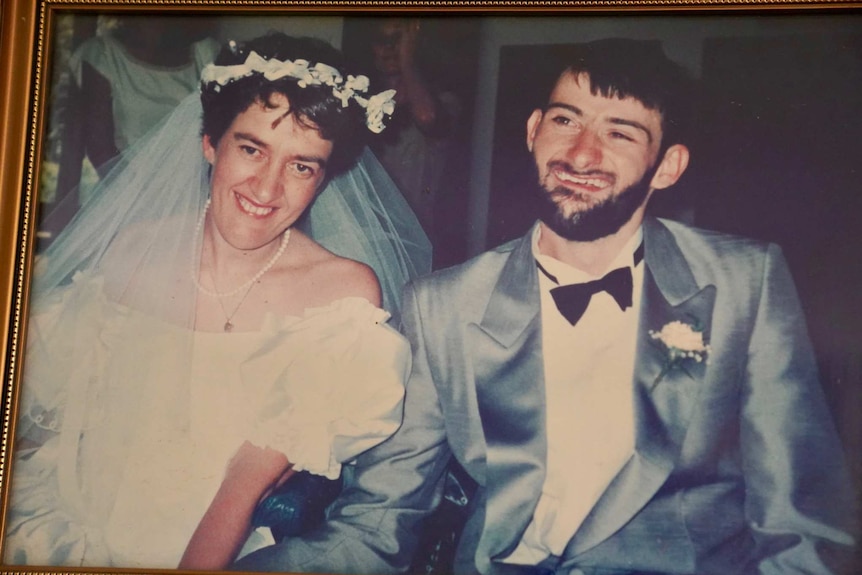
xmin=565 ymin=217 xmax=717 ymax=557
xmin=470 ymin=227 xmax=548 ymax=565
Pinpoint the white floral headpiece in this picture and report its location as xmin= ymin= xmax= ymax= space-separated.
xmin=201 ymin=48 xmax=396 ymax=134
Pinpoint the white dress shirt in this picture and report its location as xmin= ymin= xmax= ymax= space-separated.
xmin=505 ymin=225 xmax=644 ymax=565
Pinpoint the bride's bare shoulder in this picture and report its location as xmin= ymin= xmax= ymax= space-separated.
xmin=284 ymin=231 xmax=382 ymax=308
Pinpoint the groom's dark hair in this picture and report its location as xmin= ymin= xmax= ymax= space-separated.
xmin=543 ymin=38 xmax=696 ymax=154
xmin=200 ymin=33 xmax=367 ymax=176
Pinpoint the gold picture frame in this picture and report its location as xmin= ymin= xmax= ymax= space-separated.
xmin=2 ymin=1 xmax=861 ymax=574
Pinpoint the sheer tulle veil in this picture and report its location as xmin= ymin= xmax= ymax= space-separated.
xmin=7 ymin=92 xmax=429 ymax=566
xmin=300 ymin=146 xmax=432 ymax=322
xmin=33 ymin=93 xmax=431 ymax=321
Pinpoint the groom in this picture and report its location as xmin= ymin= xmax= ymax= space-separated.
xmin=236 ymin=39 xmax=856 ymax=575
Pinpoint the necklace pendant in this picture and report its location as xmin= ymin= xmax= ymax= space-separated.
xmin=224 ymin=321 xmax=234 ymax=332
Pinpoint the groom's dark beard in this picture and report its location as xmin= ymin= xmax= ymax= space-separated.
xmin=531 ymin=160 xmax=657 ymax=242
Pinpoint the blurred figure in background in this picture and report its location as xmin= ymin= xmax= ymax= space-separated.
xmin=366 ymin=18 xmax=461 ymax=265
xmin=40 ymin=16 xmax=219 ymax=246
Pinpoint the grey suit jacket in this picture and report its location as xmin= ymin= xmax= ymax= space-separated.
xmin=235 ymin=217 xmax=856 ymax=575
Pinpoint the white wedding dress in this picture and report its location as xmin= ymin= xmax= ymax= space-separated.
xmin=5 ymin=272 xmax=409 ymax=569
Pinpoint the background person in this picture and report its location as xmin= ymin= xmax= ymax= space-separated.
xmin=363 ymin=18 xmax=461 ymax=267
xmin=40 ymin=16 xmax=220 ymax=246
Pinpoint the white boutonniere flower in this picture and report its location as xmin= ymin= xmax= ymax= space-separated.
xmin=648 ymin=320 xmax=710 ymax=388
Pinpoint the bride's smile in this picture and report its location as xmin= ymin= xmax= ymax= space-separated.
xmin=235 ymin=192 xmax=276 ymax=217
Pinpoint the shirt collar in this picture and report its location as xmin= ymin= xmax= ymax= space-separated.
xmin=532 ymin=223 xmax=644 ymax=287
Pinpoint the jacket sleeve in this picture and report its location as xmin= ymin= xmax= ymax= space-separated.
xmin=741 ymin=244 xmax=857 ymax=574
xmin=232 ymin=282 xmax=452 ymax=574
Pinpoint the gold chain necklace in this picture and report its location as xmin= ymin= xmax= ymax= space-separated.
xmin=207 ymin=268 xmax=257 ymax=332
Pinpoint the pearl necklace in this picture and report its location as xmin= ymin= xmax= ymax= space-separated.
xmin=191 ymin=198 xmax=290 ymax=330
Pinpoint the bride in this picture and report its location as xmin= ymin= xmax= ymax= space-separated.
xmin=5 ymin=33 xmax=430 ymax=569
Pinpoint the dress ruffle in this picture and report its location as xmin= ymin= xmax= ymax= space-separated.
xmin=238 ymin=297 xmax=409 ymax=479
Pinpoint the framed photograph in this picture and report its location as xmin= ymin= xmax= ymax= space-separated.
xmin=2 ymin=1 xmax=860 ymax=574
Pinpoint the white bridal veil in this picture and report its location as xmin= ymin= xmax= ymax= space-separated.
xmin=33 ymin=93 xmax=431 ymax=320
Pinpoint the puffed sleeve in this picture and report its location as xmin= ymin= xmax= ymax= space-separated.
xmin=240 ymin=298 xmax=409 ymax=479
xmin=234 ymin=281 xmax=451 ymax=575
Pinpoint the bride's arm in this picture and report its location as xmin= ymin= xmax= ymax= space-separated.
xmin=179 ymin=440 xmax=294 ymax=571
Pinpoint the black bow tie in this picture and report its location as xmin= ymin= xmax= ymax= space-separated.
xmin=548 ymin=267 xmax=633 ymax=325
xmin=538 ymin=243 xmax=643 ymax=326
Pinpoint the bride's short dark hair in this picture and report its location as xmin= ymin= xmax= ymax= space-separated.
xmin=200 ymin=33 xmax=367 ymax=175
